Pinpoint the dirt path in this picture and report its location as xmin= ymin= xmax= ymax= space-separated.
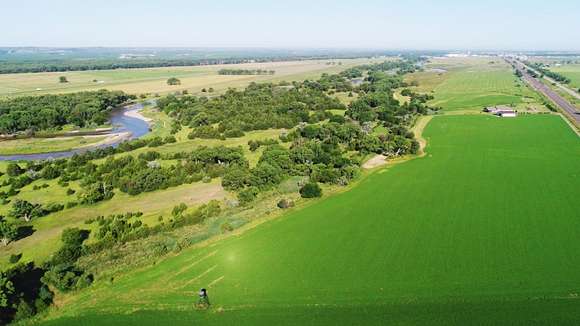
xmin=363 ymin=115 xmax=433 ymax=169
xmin=362 ymin=154 xmax=387 ymax=169
xmin=411 ymin=115 xmax=433 ymax=156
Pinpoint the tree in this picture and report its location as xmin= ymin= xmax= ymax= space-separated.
xmin=6 ymin=163 xmax=23 ymax=177
xmin=167 ymin=77 xmax=181 ymax=86
xmin=9 ymin=200 xmax=43 ymax=222
xmin=172 ymin=203 xmax=188 ymax=218
xmin=238 ymin=187 xmax=258 ymax=205
xmin=0 ymin=271 xmax=15 ymax=308
xmin=299 ymin=182 xmax=322 ymax=198
xmin=0 ymin=217 xmax=18 ymax=246
xmin=58 ymin=76 xmax=68 ymax=83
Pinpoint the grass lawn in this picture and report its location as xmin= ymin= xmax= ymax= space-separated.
xmin=43 ymin=114 xmax=580 ymax=325
xmin=407 ymin=57 xmax=542 ymax=111
xmin=0 ymin=58 xmax=381 ymax=98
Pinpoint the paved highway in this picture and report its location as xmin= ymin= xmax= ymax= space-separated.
xmin=508 ymin=59 xmax=580 ymax=124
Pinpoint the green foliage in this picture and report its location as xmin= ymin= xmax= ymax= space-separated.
xmin=0 ymin=90 xmax=131 ymax=134
xmin=172 ymin=203 xmax=188 ymax=218
xmin=158 ymin=82 xmax=345 ymax=137
xmin=166 ymin=77 xmax=181 ymax=85
xmin=0 ymin=216 xmax=18 ymax=246
xmin=8 ymin=199 xmax=44 ymax=222
xmin=238 ymin=187 xmax=259 ymax=205
xmin=51 ymin=228 xmax=90 ymax=266
xmin=9 ymin=253 xmax=22 ymax=264
xmin=0 ymin=271 xmax=15 ymax=308
xmin=6 ymin=162 xmax=24 ymax=177
xmin=220 ymin=221 xmax=234 ymax=233
xmin=299 ymin=182 xmax=322 ymax=198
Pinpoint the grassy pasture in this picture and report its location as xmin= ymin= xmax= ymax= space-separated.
xmin=0 ymin=180 xmax=226 ymax=268
xmin=407 ymin=57 xmax=542 ymax=111
xmin=550 ymin=64 xmax=580 ymax=89
xmin=0 ymin=135 xmax=107 ymax=155
xmin=44 ymin=114 xmax=580 ymax=324
xmin=0 ymin=58 xmax=380 ymax=98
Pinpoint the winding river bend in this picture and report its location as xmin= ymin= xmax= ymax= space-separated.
xmin=0 ymin=103 xmax=151 ymax=161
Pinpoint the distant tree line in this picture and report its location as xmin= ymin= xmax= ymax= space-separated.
xmin=218 ymin=69 xmax=275 ymax=75
xmin=526 ymin=61 xmax=571 ymax=84
xmin=0 ymin=90 xmax=132 ymax=134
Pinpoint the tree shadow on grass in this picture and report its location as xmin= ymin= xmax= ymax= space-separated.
xmin=16 ymin=225 xmax=35 ymax=241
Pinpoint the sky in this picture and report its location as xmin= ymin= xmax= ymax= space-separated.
xmin=1 ymin=0 xmax=579 ymax=51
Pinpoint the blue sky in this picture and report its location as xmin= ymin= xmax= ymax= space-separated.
xmin=2 ymin=0 xmax=579 ymax=50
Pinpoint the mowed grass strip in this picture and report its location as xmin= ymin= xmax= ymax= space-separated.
xmin=46 ymin=115 xmax=580 ymax=324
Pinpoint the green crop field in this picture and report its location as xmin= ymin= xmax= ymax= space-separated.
xmin=44 ymin=114 xmax=580 ymax=325
xmin=406 ymin=57 xmax=542 ymax=111
xmin=551 ymin=64 xmax=580 ymax=89
xmin=0 ymin=58 xmax=379 ymax=98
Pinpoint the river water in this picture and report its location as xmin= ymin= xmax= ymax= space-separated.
xmin=0 ymin=103 xmax=151 ymax=161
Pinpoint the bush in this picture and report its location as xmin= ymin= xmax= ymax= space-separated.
xmin=299 ymin=182 xmax=322 ymax=198
xmin=277 ymin=199 xmax=295 ymax=209
xmin=220 ymin=221 xmax=234 ymax=233
xmin=238 ymin=187 xmax=259 ymax=205
xmin=13 ymin=300 xmax=35 ymax=321
xmin=9 ymin=253 xmax=22 ymax=264
xmin=66 ymin=188 xmax=76 ymax=196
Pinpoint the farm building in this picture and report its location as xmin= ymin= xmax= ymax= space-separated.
xmin=483 ymin=106 xmax=517 ymax=118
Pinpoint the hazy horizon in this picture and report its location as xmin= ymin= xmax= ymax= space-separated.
xmin=1 ymin=0 xmax=579 ymax=51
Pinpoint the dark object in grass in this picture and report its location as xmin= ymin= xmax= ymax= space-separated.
xmin=195 ymin=288 xmax=210 ymax=310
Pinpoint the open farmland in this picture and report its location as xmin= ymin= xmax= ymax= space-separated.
xmin=550 ymin=64 xmax=580 ymax=89
xmin=44 ymin=114 xmax=580 ymax=325
xmin=0 ymin=58 xmax=380 ymax=98
xmin=406 ymin=57 xmax=542 ymax=111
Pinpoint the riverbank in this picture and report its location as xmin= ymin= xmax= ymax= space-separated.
xmin=0 ymin=103 xmax=151 ymax=160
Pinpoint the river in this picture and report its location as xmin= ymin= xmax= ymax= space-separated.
xmin=0 ymin=102 xmax=151 ymax=161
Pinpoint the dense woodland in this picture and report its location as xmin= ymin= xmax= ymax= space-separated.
xmin=0 ymin=57 xmax=436 ymax=323
xmin=0 ymin=90 xmax=132 ymax=134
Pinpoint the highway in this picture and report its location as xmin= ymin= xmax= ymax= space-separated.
xmin=508 ymin=59 xmax=580 ymax=124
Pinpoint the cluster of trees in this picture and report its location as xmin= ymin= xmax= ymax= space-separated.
xmin=84 ymin=202 xmax=221 ymax=254
xmin=218 ymin=69 xmax=275 ymax=75
xmin=0 ymin=90 xmax=132 ymax=134
xmin=0 ymin=263 xmax=53 ymax=324
xmin=167 ymin=77 xmax=181 ymax=85
xmin=157 ymin=82 xmax=345 ymax=137
xmin=526 ymin=62 xmax=571 ymax=84
xmin=42 ymin=228 xmax=93 ymax=293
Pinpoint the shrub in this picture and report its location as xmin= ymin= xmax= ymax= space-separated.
xmin=277 ymin=199 xmax=295 ymax=209
xmin=299 ymin=182 xmax=322 ymax=198
xmin=66 ymin=188 xmax=76 ymax=196
xmin=238 ymin=187 xmax=259 ymax=205
xmin=220 ymin=221 xmax=234 ymax=233
xmin=9 ymin=253 xmax=22 ymax=264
